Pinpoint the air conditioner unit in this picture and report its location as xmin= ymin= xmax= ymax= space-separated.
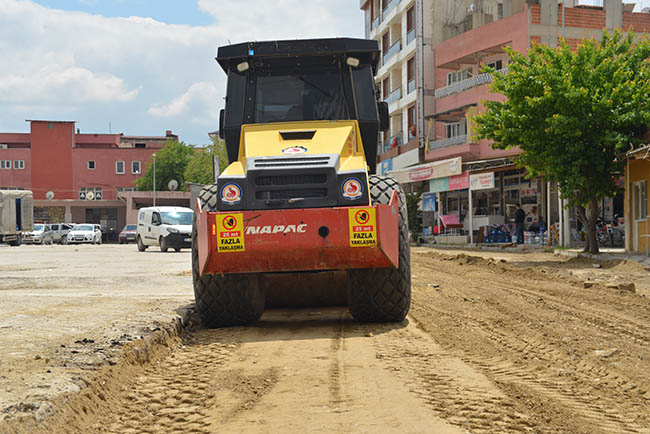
xmin=467 ymin=3 xmax=477 ymax=13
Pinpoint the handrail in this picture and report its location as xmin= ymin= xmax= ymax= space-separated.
xmin=435 ymin=68 xmax=509 ymax=99
xmin=428 ymin=135 xmax=468 ymax=150
xmin=383 ymin=39 xmax=402 ymax=65
xmin=385 ymin=87 xmax=402 ymax=104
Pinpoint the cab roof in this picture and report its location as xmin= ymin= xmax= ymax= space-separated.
xmin=216 ymin=38 xmax=380 ymax=74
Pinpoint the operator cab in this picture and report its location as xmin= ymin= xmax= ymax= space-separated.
xmin=216 ymin=38 xmax=389 ymax=173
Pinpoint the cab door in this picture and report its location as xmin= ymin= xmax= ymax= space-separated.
xmin=149 ymin=211 xmax=162 ymax=245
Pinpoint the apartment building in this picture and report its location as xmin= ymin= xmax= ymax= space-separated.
xmin=423 ymin=0 xmax=650 ymax=239
xmin=361 ymin=0 xmax=435 ymax=176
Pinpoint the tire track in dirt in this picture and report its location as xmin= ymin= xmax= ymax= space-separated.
xmin=371 ymin=324 xmax=537 ymax=433
xmin=410 ymin=251 xmax=650 ymax=433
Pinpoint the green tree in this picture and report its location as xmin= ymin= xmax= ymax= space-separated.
xmin=184 ymin=138 xmax=229 ymax=185
xmin=406 ymin=189 xmax=423 ymax=242
xmin=135 ymin=140 xmax=194 ymax=191
xmin=474 ymin=30 xmax=650 ymax=254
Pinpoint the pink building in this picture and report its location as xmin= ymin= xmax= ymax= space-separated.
xmin=0 ymin=121 xmax=190 ymax=237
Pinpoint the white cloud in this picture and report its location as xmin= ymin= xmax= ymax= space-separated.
xmin=0 ymin=0 xmax=364 ymax=142
xmin=148 ymin=81 xmax=219 ymax=125
xmin=0 ymin=65 xmax=140 ymax=103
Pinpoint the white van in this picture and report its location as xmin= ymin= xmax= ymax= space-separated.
xmin=136 ymin=206 xmax=193 ymax=252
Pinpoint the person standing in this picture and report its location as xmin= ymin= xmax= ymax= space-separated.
xmin=514 ymin=203 xmax=525 ymax=244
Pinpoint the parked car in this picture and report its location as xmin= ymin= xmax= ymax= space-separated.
xmin=24 ymin=224 xmax=53 ymax=245
xmin=136 ymin=206 xmax=193 ymax=252
xmin=119 ymin=225 xmax=137 ymax=244
xmin=50 ymin=223 xmax=75 ymax=244
xmin=66 ymin=224 xmax=102 ymax=244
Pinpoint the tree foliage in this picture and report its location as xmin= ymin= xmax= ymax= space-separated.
xmin=184 ymin=137 xmax=229 ymax=185
xmin=135 ymin=140 xmax=194 ymax=191
xmin=474 ymin=30 xmax=650 ymax=253
xmin=406 ymin=189 xmax=424 ymax=242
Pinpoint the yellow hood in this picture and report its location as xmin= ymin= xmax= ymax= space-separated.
xmin=238 ymin=120 xmax=367 ymax=173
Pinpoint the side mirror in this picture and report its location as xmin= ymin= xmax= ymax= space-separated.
xmin=377 ymin=102 xmax=389 ymax=132
xmin=219 ymin=109 xmax=225 ymax=139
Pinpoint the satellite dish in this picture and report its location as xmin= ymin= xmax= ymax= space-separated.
xmin=86 ymin=191 xmax=95 ymax=201
xmin=168 ymin=179 xmax=179 ymax=191
xmin=45 ymin=191 xmax=55 ymax=200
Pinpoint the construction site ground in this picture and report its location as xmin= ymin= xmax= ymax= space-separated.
xmin=1 ymin=244 xmax=650 ymax=433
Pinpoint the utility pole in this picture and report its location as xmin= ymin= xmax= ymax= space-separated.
xmin=153 ymin=153 xmax=157 ymax=207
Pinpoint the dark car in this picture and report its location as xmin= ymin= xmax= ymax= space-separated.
xmin=119 ymin=225 xmax=137 ymax=244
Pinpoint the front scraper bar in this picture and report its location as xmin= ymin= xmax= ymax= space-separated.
xmin=196 ymin=190 xmax=399 ymax=275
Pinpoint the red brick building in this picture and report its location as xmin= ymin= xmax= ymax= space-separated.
xmin=0 ymin=120 xmax=190 ymax=235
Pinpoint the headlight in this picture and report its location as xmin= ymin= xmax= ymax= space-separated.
xmin=167 ymin=227 xmax=179 ymax=234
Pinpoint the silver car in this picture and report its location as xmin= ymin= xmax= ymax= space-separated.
xmin=50 ymin=223 xmax=75 ymax=244
xmin=25 ymin=224 xmax=54 ymax=245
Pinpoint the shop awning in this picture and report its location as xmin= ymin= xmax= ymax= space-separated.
xmin=425 ymin=103 xmax=477 ymax=122
xmin=462 ymin=156 xmax=517 ymax=172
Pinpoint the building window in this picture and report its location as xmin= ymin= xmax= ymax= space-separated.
xmin=117 ymin=187 xmax=136 ymax=192
xmin=497 ymin=3 xmax=504 ymax=19
xmin=115 ymin=160 xmax=125 ymax=174
xmin=0 ymin=160 xmax=10 ymax=169
xmin=447 ymin=69 xmax=472 ymax=86
xmin=135 ymin=143 xmax=146 ymax=149
xmin=382 ymin=31 xmax=390 ymax=55
xmin=408 ymin=106 xmax=416 ymax=140
xmin=48 ymin=122 xmax=54 ymax=129
xmin=445 ymin=121 xmax=466 ymax=138
xmin=88 ymin=160 xmax=96 ymax=170
xmin=407 ymin=6 xmax=415 ymax=31
xmin=131 ymin=161 xmax=141 ymax=174
xmin=13 ymin=160 xmax=25 ymax=170
xmin=634 ymin=180 xmax=648 ymax=221
xmin=382 ymin=77 xmax=390 ymax=99
xmin=79 ymin=187 xmax=103 ymax=201
xmin=486 ymin=60 xmax=504 ymax=71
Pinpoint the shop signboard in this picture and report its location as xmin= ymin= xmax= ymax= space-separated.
xmin=422 ymin=192 xmax=436 ymax=212
xmin=392 ymin=148 xmax=419 ymax=170
xmin=380 ymin=158 xmax=393 ymax=176
xmin=469 ymin=172 xmax=495 ymax=190
xmin=388 ymin=157 xmax=461 ymax=184
xmin=429 ymin=171 xmax=469 ymax=193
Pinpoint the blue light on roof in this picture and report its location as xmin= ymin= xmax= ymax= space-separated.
xmin=249 ymin=49 xmax=255 ymax=56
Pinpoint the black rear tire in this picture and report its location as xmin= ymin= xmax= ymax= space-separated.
xmin=192 ymin=184 xmax=265 ymax=328
xmin=347 ymin=175 xmax=411 ymax=322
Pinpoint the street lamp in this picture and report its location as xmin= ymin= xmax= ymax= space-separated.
xmin=153 ymin=153 xmax=156 ymax=207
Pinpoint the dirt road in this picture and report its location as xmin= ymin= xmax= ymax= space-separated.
xmin=3 ymin=246 xmax=650 ymax=433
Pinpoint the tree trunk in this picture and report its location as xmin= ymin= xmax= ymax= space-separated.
xmin=576 ymin=206 xmax=591 ymax=253
xmin=585 ymin=198 xmax=600 ymax=255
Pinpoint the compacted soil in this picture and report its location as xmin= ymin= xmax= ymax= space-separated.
xmin=2 ymin=245 xmax=650 ymax=433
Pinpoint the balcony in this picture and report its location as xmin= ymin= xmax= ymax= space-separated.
xmin=383 ymin=39 xmax=401 ymax=65
xmin=428 ymin=135 xmax=468 ymax=150
xmin=407 ymin=79 xmax=416 ymax=94
xmin=383 ymin=132 xmax=403 ymax=152
xmin=372 ymin=15 xmax=380 ymax=30
xmin=406 ymin=28 xmax=415 ymax=45
xmin=435 ymin=68 xmax=509 ymax=99
xmin=385 ymin=87 xmax=402 ymax=104
xmin=382 ymin=0 xmax=399 ymax=20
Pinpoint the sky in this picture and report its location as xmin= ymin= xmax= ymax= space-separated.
xmin=2 ymin=1 xmax=650 ymax=145
xmin=0 ymin=0 xmax=365 ymax=145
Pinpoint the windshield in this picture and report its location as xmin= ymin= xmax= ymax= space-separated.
xmin=253 ymin=61 xmax=348 ymax=123
xmin=72 ymin=225 xmax=93 ymax=231
xmin=125 ymin=225 xmax=137 ymax=231
xmin=33 ymin=224 xmax=43 ymax=231
xmin=160 ymin=211 xmax=193 ymax=225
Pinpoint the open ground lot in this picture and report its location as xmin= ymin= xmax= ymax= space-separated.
xmin=1 ymin=244 xmax=650 ymax=433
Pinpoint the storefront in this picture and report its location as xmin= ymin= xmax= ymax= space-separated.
xmin=625 ymin=146 xmax=650 ymax=253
